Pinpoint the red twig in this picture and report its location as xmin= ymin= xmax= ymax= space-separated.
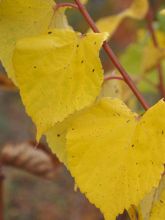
xmin=54 ymin=3 xmax=78 ymax=11
xmin=145 ymin=10 xmax=165 ymax=97
xmin=74 ymin=0 xmax=149 ymax=110
xmin=104 ymin=76 xmax=124 ymax=81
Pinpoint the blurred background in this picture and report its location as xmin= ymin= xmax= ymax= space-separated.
xmin=0 ymin=0 xmax=165 ymax=219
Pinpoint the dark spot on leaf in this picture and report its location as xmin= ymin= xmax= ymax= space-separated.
xmin=81 ymin=60 xmax=84 ymax=64
xmin=162 ymin=130 xmax=164 ymax=135
xmin=48 ymin=31 xmax=52 ymax=34
xmin=76 ymin=44 xmax=79 ymax=48
xmin=131 ymin=144 xmax=135 ymax=148
xmin=94 ymin=42 xmax=96 ymax=45
xmin=33 ymin=66 xmax=37 ymax=69
xmin=92 ymin=69 xmax=95 ymax=72
xmin=160 ymin=200 xmax=164 ymax=203
xmin=57 ymin=134 xmax=60 ymax=137
xmin=115 ymin=89 xmax=119 ymax=94
xmin=126 ymin=120 xmax=130 ymax=123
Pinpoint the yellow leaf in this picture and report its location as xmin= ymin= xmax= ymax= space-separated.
xmin=95 ymin=14 xmax=124 ymax=36
xmin=160 ymin=9 xmax=165 ymax=15
xmin=150 ymin=193 xmax=165 ymax=219
xmin=99 ymin=77 xmax=122 ymax=99
xmin=66 ymin=98 xmax=165 ymax=220
xmin=128 ymin=205 xmax=139 ymax=220
xmin=137 ymin=189 xmax=156 ymax=220
xmin=95 ymin=0 xmax=148 ymax=35
xmin=81 ymin=0 xmax=88 ymax=4
xmin=130 ymin=174 xmax=165 ymax=220
xmin=46 ymin=75 xmax=131 ymax=165
xmin=142 ymin=46 xmax=165 ymax=72
xmin=46 ymin=116 xmax=73 ymax=164
xmin=148 ymin=175 xmax=165 ymax=220
xmin=126 ymin=0 xmax=149 ymax=19
xmin=50 ymin=8 xmax=71 ymax=30
xmin=128 ymin=188 xmax=156 ymax=220
xmin=47 ymin=75 xmax=122 ymax=165
xmin=0 ymin=0 xmax=69 ymax=83
xmin=101 ymin=72 xmax=137 ymax=110
xmin=13 ymin=29 xmax=108 ymax=139
xmin=150 ymin=31 xmax=165 ymax=48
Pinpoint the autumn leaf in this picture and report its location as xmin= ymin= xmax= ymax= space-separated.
xmin=142 ymin=46 xmax=165 ymax=72
xmin=46 ymin=116 xmax=73 ymax=165
xmin=46 ymin=76 xmax=123 ymax=165
xmin=46 ymin=74 xmax=124 ymax=165
xmin=148 ymin=175 xmax=165 ymax=220
xmin=46 ymin=71 xmax=136 ymax=166
xmin=13 ymin=29 xmax=108 ymax=139
xmin=128 ymin=174 xmax=165 ymax=220
xmin=160 ymin=9 xmax=165 ymax=15
xmin=94 ymin=0 xmax=149 ymax=35
xmin=99 ymin=74 xmax=122 ymax=100
xmin=0 ymin=0 xmax=69 ymax=83
xmin=81 ymin=0 xmax=88 ymax=4
xmin=128 ymin=205 xmax=139 ymax=220
xmin=46 ymin=75 xmax=133 ymax=166
xmin=65 ymin=98 xmax=165 ymax=220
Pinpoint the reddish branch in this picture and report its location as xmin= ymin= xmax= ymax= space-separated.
xmin=54 ymin=3 xmax=78 ymax=11
xmin=145 ymin=10 xmax=165 ymax=97
xmin=74 ymin=0 xmax=149 ymax=110
xmin=104 ymin=76 xmax=124 ymax=82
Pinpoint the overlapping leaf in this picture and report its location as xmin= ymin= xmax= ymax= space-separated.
xmin=149 ymin=176 xmax=165 ymax=220
xmin=100 ymin=72 xmax=137 ymax=109
xmin=46 ymin=75 xmax=135 ymax=165
xmin=128 ymin=175 xmax=165 ymax=220
xmin=99 ymin=76 xmax=122 ymax=99
xmin=47 ymin=74 xmax=123 ymax=165
xmin=46 ymin=116 xmax=73 ymax=164
xmin=0 ymin=0 xmax=69 ymax=82
xmin=13 ymin=29 xmax=108 ymax=138
xmin=94 ymin=0 xmax=149 ymax=35
xmin=65 ymin=98 xmax=165 ymax=220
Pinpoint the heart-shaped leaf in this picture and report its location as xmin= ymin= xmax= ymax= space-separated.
xmin=66 ymin=98 xmax=165 ymax=220
xmin=13 ymin=29 xmax=108 ymax=138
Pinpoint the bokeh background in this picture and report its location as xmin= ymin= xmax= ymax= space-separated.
xmin=0 ymin=0 xmax=165 ymax=219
